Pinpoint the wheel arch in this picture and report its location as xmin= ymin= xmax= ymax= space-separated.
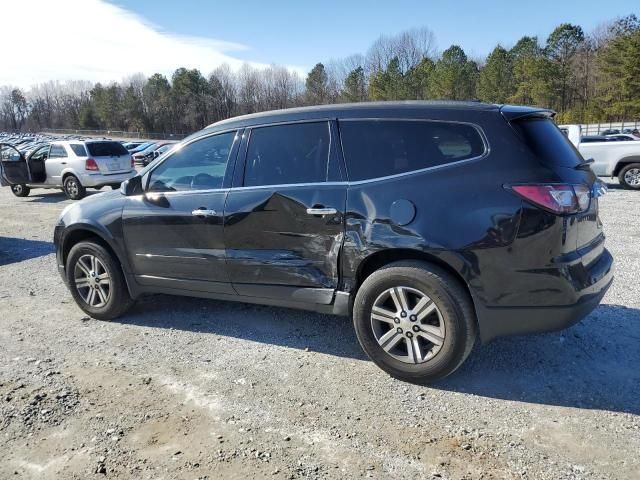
xmin=352 ymin=248 xmax=477 ymax=317
xmin=613 ymin=156 xmax=640 ymax=177
xmin=60 ymin=224 xmax=135 ymax=297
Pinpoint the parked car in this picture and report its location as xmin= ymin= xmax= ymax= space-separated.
xmin=605 ymin=134 xmax=640 ymax=141
xmin=133 ymin=141 xmax=177 ymax=166
xmin=600 ymin=129 xmax=620 ymax=136
xmin=0 ymin=140 xmax=136 ymax=199
xmin=563 ymin=124 xmax=640 ymax=189
xmin=53 ymin=102 xmax=613 ymax=382
xmin=129 ymin=142 xmax=156 ymax=154
xmin=123 ymin=141 xmax=146 ymax=151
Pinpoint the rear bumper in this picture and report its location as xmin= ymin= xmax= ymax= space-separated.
xmin=79 ymin=170 xmax=136 ymax=187
xmin=477 ymin=247 xmax=614 ymax=343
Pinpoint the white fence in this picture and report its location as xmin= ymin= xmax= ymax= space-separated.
xmin=562 ymin=121 xmax=640 ymax=136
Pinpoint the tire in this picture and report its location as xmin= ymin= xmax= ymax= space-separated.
xmin=63 ymin=175 xmax=86 ymax=200
xmin=353 ymin=261 xmax=477 ymax=383
xmin=10 ymin=184 xmax=30 ymax=197
xmin=66 ymin=241 xmax=134 ymax=320
xmin=109 ymin=183 xmax=121 ymax=190
xmin=618 ymin=163 xmax=640 ymax=190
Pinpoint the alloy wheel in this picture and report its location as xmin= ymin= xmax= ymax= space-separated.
xmin=624 ymin=168 xmax=640 ymax=186
xmin=66 ymin=178 xmax=79 ymax=197
xmin=74 ymin=254 xmax=111 ymax=308
xmin=370 ymin=286 xmax=445 ymax=364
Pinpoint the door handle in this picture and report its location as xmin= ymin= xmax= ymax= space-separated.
xmin=61 ymin=162 xmax=67 ymax=165
xmin=306 ymin=207 xmax=338 ymax=216
xmin=191 ymin=208 xmax=217 ymax=217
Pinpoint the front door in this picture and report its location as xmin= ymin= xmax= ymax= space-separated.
xmin=122 ymin=130 xmax=240 ymax=294
xmin=0 ymin=144 xmax=31 ymax=186
xmin=224 ymin=121 xmax=347 ymax=304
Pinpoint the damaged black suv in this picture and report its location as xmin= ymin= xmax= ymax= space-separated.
xmin=53 ymin=102 xmax=613 ymax=382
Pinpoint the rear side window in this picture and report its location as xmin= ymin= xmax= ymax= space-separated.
xmin=86 ymin=141 xmax=128 ymax=157
xmin=339 ymin=120 xmax=486 ymax=181
xmin=69 ymin=144 xmax=87 ymax=156
xmin=49 ymin=145 xmax=67 ymax=158
xmin=244 ymin=122 xmax=330 ymax=187
xmin=513 ymin=118 xmax=583 ymax=167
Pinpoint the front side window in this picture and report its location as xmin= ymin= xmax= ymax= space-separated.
xmin=30 ymin=146 xmax=49 ymax=161
xmin=339 ymin=120 xmax=486 ymax=181
xmin=244 ymin=122 xmax=330 ymax=187
xmin=147 ymin=132 xmax=235 ymax=192
xmin=49 ymin=145 xmax=68 ymax=159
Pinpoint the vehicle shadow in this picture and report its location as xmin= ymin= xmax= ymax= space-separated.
xmin=0 ymin=236 xmax=54 ymax=266
xmin=117 ymin=297 xmax=639 ymax=414
xmin=122 ymin=294 xmax=367 ymax=360
xmin=435 ymin=304 xmax=640 ymax=415
xmin=25 ymin=190 xmax=105 ymax=203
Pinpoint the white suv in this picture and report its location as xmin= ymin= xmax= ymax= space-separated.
xmin=0 ymin=140 xmax=137 ymax=199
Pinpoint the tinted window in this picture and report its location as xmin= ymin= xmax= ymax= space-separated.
xmin=339 ymin=120 xmax=485 ymax=181
xmin=244 ymin=122 xmax=330 ymax=186
xmin=148 ymin=133 xmax=235 ymax=192
xmin=49 ymin=145 xmax=67 ymax=158
xmin=69 ymin=144 xmax=87 ymax=156
xmin=86 ymin=141 xmax=128 ymax=157
xmin=513 ymin=118 xmax=582 ymax=167
xmin=30 ymin=146 xmax=49 ymax=161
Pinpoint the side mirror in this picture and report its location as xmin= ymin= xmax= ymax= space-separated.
xmin=120 ymin=175 xmax=143 ymax=196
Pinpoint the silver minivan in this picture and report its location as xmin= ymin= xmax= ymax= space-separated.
xmin=0 ymin=140 xmax=136 ymax=199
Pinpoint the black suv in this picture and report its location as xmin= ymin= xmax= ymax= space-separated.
xmin=53 ymin=102 xmax=613 ymax=382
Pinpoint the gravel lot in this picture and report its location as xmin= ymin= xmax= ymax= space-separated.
xmin=0 ymin=182 xmax=638 ymax=480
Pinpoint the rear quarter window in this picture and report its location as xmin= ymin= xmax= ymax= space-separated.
xmin=339 ymin=120 xmax=486 ymax=181
xmin=512 ymin=118 xmax=583 ymax=167
xmin=86 ymin=142 xmax=129 ymax=157
xmin=69 ymin=144 xmax=87 ymax=156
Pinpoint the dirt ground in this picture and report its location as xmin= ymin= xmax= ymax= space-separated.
xmin=0 ymin=182 xmax=638 ymax=480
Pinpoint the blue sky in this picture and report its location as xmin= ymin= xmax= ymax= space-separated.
xmin=115 ymin=0 xmax=636 ymax=63
xmin=2 ymin=0 xmax=636 ymax=88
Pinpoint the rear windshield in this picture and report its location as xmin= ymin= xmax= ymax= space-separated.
xmin=69 ymin=144 xmax=87 ymax=156
xmin=513 ymin=118 xmax=583 ymax=167
xmin=86 ymin=141 xmax=128 ymax=157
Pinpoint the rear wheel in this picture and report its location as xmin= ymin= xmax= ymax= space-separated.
xmin=353 ymin=261 xmax=477 ymax=383
xmin=66 ymin=241 xmax=134 ymax=320
xmin=618 ymin=163 xmax=640 ymax=190
xmin=63 ymin=175 xmax=86 ymax=200
xmin=10 ymin=184 xmax=30 ymax=197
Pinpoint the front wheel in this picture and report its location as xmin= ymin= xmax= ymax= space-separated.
xmin=10 ymin=184 xmax=30 ymax=197
xmin=63 ymin=175 xmax=86 ymax=200
xmin=353 ymin=261 xmax=477 ymax=383
xmin=66 ymin=241 xmax=134 ymax=320
xmin=618 ymin=163 xmax=640 ymax=190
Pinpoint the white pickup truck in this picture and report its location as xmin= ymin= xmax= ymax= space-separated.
xmin=562 ymin=125 xmax=640 ymax=189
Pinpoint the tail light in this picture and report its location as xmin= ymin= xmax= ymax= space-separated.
xmin=507 ymin=184 xmax=591 ymax=214
xmin=130 ymin=155 xmax=135 ymax=168
xmin=85 ymin=158 xmax=99 ymax=171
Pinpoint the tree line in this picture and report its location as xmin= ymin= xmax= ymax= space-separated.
xmin=1 ymin=14 xmax=639 ymax=134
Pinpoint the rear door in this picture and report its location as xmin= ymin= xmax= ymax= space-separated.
xmin=223 ymin=121 xmax=346 ymax=304
xmin=46 ymin=144 xmax=67 ymax=185
xmin=0 ymin=143 xmax=31 ymax=186
xmin=86 ymin=141 xmax=132 ymax=173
